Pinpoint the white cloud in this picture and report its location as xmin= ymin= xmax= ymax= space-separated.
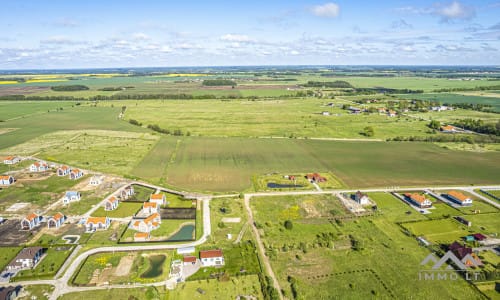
xmin=391 ymin=19 xmax=413 ymax=29
xmin=220 ymin=34 xmax=253 ymax=43
xmin=436 ymin=1 xmax=475 ymax=22
xmin=40 ymin=35 xmax=81 ymax=45
xmin=132 ymin=32 xmax=150 ymax=41
xmin=160 ymin=46 xmax=172 ymax=53
xmin=290 ymin=50 xmax=300 ymax=55
xmin=311 ymin=3 xmax=340 ymax=18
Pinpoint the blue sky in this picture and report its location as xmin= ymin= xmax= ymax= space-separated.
xmin=0 ymin=0 xmax=499 ymax=69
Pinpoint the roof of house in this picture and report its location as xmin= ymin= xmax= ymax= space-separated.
xmin=0 ymin=175 xmax=13 ymax=180
xmin=14 ymin=247 xmax=44 ymax=260
xmin=51 ymin=212 xmax=65 ymax=221
xmin=65 ymin=191 xmax=80 ymax=197
xmin=143 ymin=202 xmax=159 ymax=209
xmin=200 ymin=249 xmax=223 ymax=259
xmin=133 ymin=220 xmax=140 ymax=227
xmin=0 ymin=286 xmax=19 ymax=299
xmin=86 ymin=217 xmax=108 ymax=224
xmin=58 ymin=165 xmax=70 ymax=170
xmin=183 ymin=256 xmax=196 ymax=263
xmin=71 ymin=168 xmax=82 ymax=174
xmin=150 ymin=193 xmax=165 ymax=200
xmin=448 ymin=191 xmax=470 ymax=202
xmin=404 ymin=193 xmax=429 ymax=204
xmin=107 ymin=196 xmax=118 ymax=203
xmin=441 ymin=125 xmax=455 ymax=131
xmin=144 ymin=213 xmax=160 ymax=223
xmin=134 ymin=232 xmax=149 ymax=239
xmin=25 ymin=213 xmax=39 ymax=221
xmin=4 ymin=156 xmax=16 ymax=160
xmin=355 ymin=191 xmax=367 ymax=198
xmin=473 ymin=233 xmax=487 ymax=241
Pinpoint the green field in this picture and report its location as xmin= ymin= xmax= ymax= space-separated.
xmin=398 ymin=93 xmax=500 ymax=112
xmin=14 ymin=247 xmax=74 ymax=280
xmin=171 ymin=274 xmax=262 ymax=299
xmin=0 ymin=247 xmax=21 ymax=271
xmin=92 ymin=202 xmax=143 ymax=218
xmin=368 ymin=192 xmax=426 ymax=222
xmin=60 ymin=286 xmax=164 ymax=300
xmin=17 ymin=285 xmax=54 ymax=300
xmin=401 ymin=218 xmax=472 ymax=244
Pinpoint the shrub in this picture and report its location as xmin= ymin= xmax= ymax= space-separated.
xmin=284 ymin=220 xmax=293 ymax=230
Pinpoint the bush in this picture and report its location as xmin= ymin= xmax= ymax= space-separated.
xmin=284 ymin=220 xmax=293 ymax=230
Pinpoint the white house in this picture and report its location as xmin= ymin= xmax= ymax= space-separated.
xmin=200 ymin=249 xmax=225 ymax=267
xmin=149 ymin=193 xmax=166 ymax=206
xmin=183 ymin=256 xmax=197 ymax=266
xmin=104 ymin=196 xmax=119 ymax=211
xmin=20 ymin=213 xmax=42 ymax=230
xmin=0 ymin=175 xmax=15 ymax=186
xmin=69 ymin=169 xmax=84 ymax=180
xmin=354 ymin=191 xmax=370 ymax=205
xmin=89 ymin=175 xmax=104 ymax=186
xmin=29 ymin=161 xmax=49 ymax=172
xmin=6 ymin=247 xmax=45 ymax=270
xmin=57 ymin=165 xmax=71 ymax=176
xmin=63 ymin=191 xmax=81 ymax=204
xmin=447 ymin=191 xmax=473 ymax=206
xmin=321 ymin=111 xmax=330 ymax=116
xmin=120 ymin=186 xmax=135 ymax=199
xmin=47 ymin=212 xmax=66 ymax=229
xmin=130 ymin=213 xmax=161 ymax=233
xmin=404 ymin=193 xmax=432 ymax=208
xmin=84 ymin=217 xmax=110 ymax=232
xmin=142 ymin=202 xmax=159 ymax=215
xmin=3 ymin=156 xmax=20 ymax=165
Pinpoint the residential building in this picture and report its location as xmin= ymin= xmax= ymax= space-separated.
xmin=89 ymin=175 xmax=104 ymax=186
xmin=447 ymin=191 xmax=473 ymax=206
xmin=3 ymin=156 xmax=20 ymax=165
xmin=63 ymin=191 xmax=81 ymax=204
xmin=84 ymin=217 xmax=110 ymax=232
xmin=200 ymin=249 xmax=225 ymax=267
xmin=69 ymin=169 xmax=83 ymax=180
xmin=120 ymin=186 xmax=135 ymax=199
xmin=0 ymin=175 xmax=15 ymax=186
xmin=440 ymin=125 xmax=458 ymax=133
xmin=321 ymin=111 xmax=330 ymax=116
xmin=134 ymin=232 xmax=150 ymax=242
xmin=47 ymin=212 xmax=66 ymax=229
xmin=404 ymin=193 xmax=432 ymax=208
xmin=150 ymin=193 xmax=166 ymax=206
xmin=6 ymin=247 xmax=45 ymax=270
xmin=142 ymin=202 xmax=159 ymax=215
xmin=20 ymin=213 xmax=41 ymax=230
xmin=104 ymin=196 xmax=119 ymax=211
xmin=387 ymin=110 xmax=397 ymax=117
xmin=183 ymin=256 xmax=197 ymax=265
xmin=29 ymin=161 xmax=49 ymax=172
xmin=354 ymin=191 xmax=370 ymax=205
xmin=57 ymin=165 xmax=71 ymax=176
xmin=305 ymin=173 xmax=327 ymax=183
xmin=130 ymin=213 xmax=161 ymax=233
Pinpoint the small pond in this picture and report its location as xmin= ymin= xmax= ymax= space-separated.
xmin=62 ymin=235 xmax=80 ymax=244
xmin=140 ymin=255 xmax=166 ymax=278
xmin=166 ymin=224 xmax=195 ymax=241
xmin=267 ymin=183 xmax=304 ymax=189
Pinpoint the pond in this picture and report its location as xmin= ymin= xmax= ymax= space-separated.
xmin=140 ymin=255 xmax=166 ymax=278
xmin=166 ymin=224 xmax=195 ymax=241
xmin=62 ymin=235 xmax=80 ymax=244
xmin=267 ymin=183 xmax=304 ymax=189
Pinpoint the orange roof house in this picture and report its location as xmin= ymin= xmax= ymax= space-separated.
xmin=447 ymin=191 xmax=473 ymax=205
xmin=404 ymin=193 xmax=432 ymax=208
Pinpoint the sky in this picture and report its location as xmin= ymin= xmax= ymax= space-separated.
xmin=0 ymin=0 xmax=499 ymax=69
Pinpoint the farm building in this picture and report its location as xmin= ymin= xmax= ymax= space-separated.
xmin=84 ymin=217 xmax=110 ymax=232
xmin=134 ymin=232 xmax=151 ymax=242
xmin=404 ymin=193 xmax=432 ymax=208
xmin=183 ymin=256 xmax=197 ymax=265
xmin=57 ymin=165 xmax=71 ymax=176
xmin=130 ymin=213 xmax=161 ymax=233
xmin=150 ymin=193 xmax=166 ymax=206
xmin=6 ymin=247 xmax=45 ymax=271
xmin=142 ymin=202 xmax=159 ymax=215
xmin=47 ymin=212 xmax=66 ymax=229
xmin=89 ymin=175 xmax=104 ymax=186
xmin=69 ymin=169 xmax=83 ymax=180
xmin=305 ymin=173 xmax=327 ymax=183
xmin=104 ymin=196 xmax=119 ymax=211
xmin=0 ymin=175 xmax=15 ymax=186
xmin=354 ymin=191 xmax=370 ymax=205
xmin=63 ymin=191 xmax=81 ymax=204
xmin=120 ymin=186 xmax=135 ymax=199
xmin=29 ymin=161 xmax=49 ymax=172
xmin=447 ymin=191 xmax=473 ymax=206
xmin=200 ymin=249 xmax=225 ymax=267
xmin=21 ymin=213 xmax=42 ymax=230
xmin=3 ymin=156 xmax=20 ymax=165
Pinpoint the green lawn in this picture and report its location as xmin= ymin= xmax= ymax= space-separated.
xmin=465 ymin=213 xmax=500 ymax=235
xmin=121 ymin=219 xmax=194 ymax=242
xmin=14 ymin=246 xmax=74 ymax=280
xmin=398 ymin=93 xmax=500 ymax=112
xmin=17 ymin=284 xmax=54 ymax=300
xmin=0 ymin=247 xmax=21 ymax=271
xmin=368 ymin=192 xmax=426 ymax=222
xmin=172 ymin=274 xmax=262 ymax=299
xmin=92 ymin=202 xmax=143 ymax=218
xmin=86 ymin=223 xmax=127 ymax=246
xmin=73 ymin=252 xmax=125 ymax=285
xmin=59 ymin=286 xmax=165 ymax=300
xmin=401 ymin=218 xmax=472 ymax=244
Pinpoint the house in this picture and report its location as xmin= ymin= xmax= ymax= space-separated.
xmin=387 ymin=110 xmax=397 ymax=117
xmin=84 ymin=217 xmax=110 ymax=232
xmin=455 ymin=216 xmax=472 ymax=227
xmin=20 ymin=213 xmax=41 ymax=230
xmin=440 ymin=125 xmax=459 ymax=133
xmin=447 ymin=191 xmax=473 ymax=206
xmin=183 ymin=256 xmax=197 ymax=265
xmin=142 ymin=202 xmax=159 ymax=215
xmin=47 ymin=212 xmax=66 ymax=229
xmin=0 ymin=175 xmax=15 ymax=186
xmin=462 ymin=253 xmax=483 ymax=267
xmin=104 ymin=196 xmax=119 ymax=211
xmin=134 ymin=232 xmax=150 ymax=242
xmin=377 ymin=108 xmax=387 ymax=114
xmin=321 ymin=111 xmax=330 ymax=116
xmin=3 ymin=156 xmax=20 ymax=165
xmin=404 ymin=193 xmax=432 ymax=208
xmin=29 ymin=161 xmax=49 ymax=172
xmin=449 ymin=241 xmax=472 ymax=260
xmin=200 ymin=249 xmax=225 ymax=267
xmin=89 ymin=175 xmax=104 ymax=186
xmin=6 ymin=247 xmax=44 ymax=270
xmin=0 ymin=286 xmax=22 ymax=300
xmin=69 ymin=169 xmax=83 ymax=180
xmin=150 ymin=193 xmax=166 ymax=206
xmin=305 ymin=173 xmax=327 ymax=183
xmin=130 ymin=213 xmax=161 ymax=233
xmin=57 ymin=165 xmax=71 ymax=176
xmin=431 ymin=106 xmax=452 ymax=112
xmin=120 ymin=186 xmax=135 ymax=199
xmin=473 ymin=233 xmax=487 ymax=241
xmin=354 ymin=191 xmax=370 ymax=205
xmin=63 ymin=191 xmax=81 ymax=204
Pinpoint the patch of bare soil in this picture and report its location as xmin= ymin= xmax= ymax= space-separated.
xmin=0 ymin=86 xmax=50 ymax=96
xmin=300 ymin=200 xmax=321 ymax=218
xmin=114 ymin=253 xmax=136 ymax=276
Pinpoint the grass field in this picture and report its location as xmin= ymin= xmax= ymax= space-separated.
xmin=172 ymin=274 xmax=262 ymax=299
xmin=131 ymin=136 xmax=178 ymax=182
xmin=367 ymin=192 xmax=426 ymax=222
xmin=17 ymin=284 xmax=54 ymax=300
xmin=0 ymin=247 xmax=21 ymax=271
xmin=398 ymin=93 xmax=500 ymax=112
xmin=92 ymin=202 xmax=143 ymax=218
xmin=0 ymin=101 xmax=76 ymax=120
xmin=14 ymin=247 xmax=74 ymax=280
xmin=401 ymin=218 xmax=472 ymax=244
xmin=60 ymin=286 xmax=164 ymax=300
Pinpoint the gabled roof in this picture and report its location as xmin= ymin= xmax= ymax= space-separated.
xmin=0 ymin=175 xmax=13 ymax=180
xmin=134 ymin=232 xmax=149 ymax=239
xmin=107 ymin=196 xmax=118 ymax=203
xmin=12 ymin=247 xmax=43 ymax=260
xmin=58 ymin=165 xmax=70 ymax=170
xmin=200 ymin=249 xmax=223 ymax=259
xmin=51 ymin=212 xmax=65 ymax=221
xmin=86 ymin=217 xmax=108 ymax=224
xmin=143 ymin=202 xmax=159 ymax=209
xmin=65 ymin=191 xmax=80 ymax=197
xmin=71 ymin=168 xmax=82 ymax=174
xmin=144 ymin=213 xmax=160 ymax=223
xmin=4 ymin=156 xmax=16 ymax=160
xmin=404 ymin=193 xmax=429 ymax=204
xmin=441 ymin=125 xmax=455 ymax=131
xmin=448 ymin=191 xmax=470 ymax=202
xmin=472 ymin=233 xmax=487 ymax=241
xmin=355 ymin=191 xmax=367 ymax=198
xmin=183 ymin=256 xmax=196 ymax=263
xmin=150 ymin=193 xmax=165 ymax=200
xmin=25 ymin=213 xmax=39 ymax=221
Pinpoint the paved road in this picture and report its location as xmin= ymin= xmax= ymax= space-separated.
xmin=463 ymin=188 xmax=500 ymax=209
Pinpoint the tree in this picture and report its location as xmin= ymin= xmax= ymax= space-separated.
xmin=363 ymin=126 xmax=374 ymax=137
xmin=284 ymin=220 xmax=293 ymax=230
xmin=428 ymin=120 xmax=441 ymax=130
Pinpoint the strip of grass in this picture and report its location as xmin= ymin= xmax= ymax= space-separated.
xmin=400 ymin=218 xmax=472 ymax=244
xmin=92 ymin=202 xmax=142 ymax=218
xmin=0 ymin=247 xmax=21 ymax=271
xmin=60 ymin=286 xmax=165 ymax=300
xmin=14 ymin=246 xmax=74 ymax=280
xmin=172 ymin=274 xmax=262 ymax=299
xmin=16 ymin=284 xmax=55 ymax=300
